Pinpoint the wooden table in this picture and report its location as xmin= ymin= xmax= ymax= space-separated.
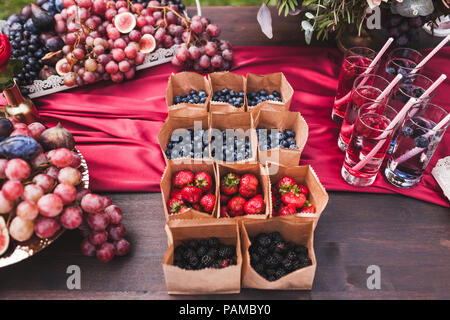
xmin=1 ymin=6 xmax=449 ymax=300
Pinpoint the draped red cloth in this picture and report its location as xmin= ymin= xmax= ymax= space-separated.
xmin=1 ymin=46 xmax=449 ymax=207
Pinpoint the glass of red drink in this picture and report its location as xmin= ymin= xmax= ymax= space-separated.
xmin=385 ymin=103 xmax=449 ymax=188
xmin=341 ymin=102 xmax=398 ymax=187
xmin=338 ymin=74 xmax=391 ymax=152
xmin=381 ymin=48 xmax=423 ymax=82
xmin=332 ymin=47 xmax=378 ymax=124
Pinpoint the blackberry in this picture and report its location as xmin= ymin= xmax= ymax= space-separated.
xmin=256 ymin=246 xmax=269 ymax=257
xmin=208 ymin=237 xmax=220 ymax=248
xmin=298 ymin=256 xmax=312 ymax=268
xmin=186 ymin=239 xmax=199 ymax=249
xmin=206 ymin=247 xmax=218 ymax=258
xmin=267 ymin=275 xmax=276 ymax=282
xmin=274 ymin=268 xmax=287 ymax=280
xmin=253 ymin=262 xmax=264 ymax=274
xmin=270 ymin=231 xmax=283 ymax=242
xmin=272 ymin=253 xmax=283 ymax=265
xmin=250 ymin=252 xmax=261 ymax=263
xmin=256 ymin=233 xmax=272 ymax=248
xmin=265 ymin=268 xmax=276 ymax=277
xmin=182 ymin=248 xmax=196 ymax=260
xmin=196 ymin=246 xmax=208 ymax=257
xmin=274 ymin=241 xmax=287 ymax=254
xmin=201 ymin=254 xmax=214 ymax=267
xmin=286 ymin=251 xmax=297 ymax=261
xmin=264 ymin=255 xmax=279 ymax=267
xmin=187 ymin=255 xmax=199 ymax=268
xmin=282 ymin=258 xmax=294 ymax=271
xmin=218 ymin=245 xmax=234 ymax=259
xmin=294 ymin=245 xmax=308 ymax=257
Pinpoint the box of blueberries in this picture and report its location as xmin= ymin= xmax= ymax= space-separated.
xmin=209 ymin=72 xmax=247 ymax=113
xmin=246 ymin=72 xmax=294 ymax=114
xmin=163 ymin=219 xmax=242 ymax=294
xmin=253 ymin=110 xmax=309 ymax=167
xmin=166 ymin=72 xmax=211 ymax=111
xmin=241 ymin=217 xmax=316 ymax=290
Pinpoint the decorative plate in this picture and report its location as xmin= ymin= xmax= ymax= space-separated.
xmin=0 ymin=148 xmax=89 ymax=268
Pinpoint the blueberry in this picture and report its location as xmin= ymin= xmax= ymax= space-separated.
xmin=402 ymin=126 xmax=413 ymax=137
xmin=415 ymin=136 xmax=429 ymax=148
xmin=286 ymin=137 xmax=296 ymax=145
xmin=413 ymin=88 xmax=424 ymax=98
xmin=268 ymin=94 xmax=274 ymax=100
xmin=238 ymin=91 xmax=244 ymax=97
xmin=165 ymin=149 xmax=172 ymax=159
xmin=229 ymin=90 xmax=235 ymax=96
xmin=284 ymin=129 xmax=295 ymax=138
xmin=189 ymin=89 xmax=197 ymax=95
xmin=398 ymin=68 xmax=408 ymax=77
xmin=250 ymin=92 xmax=257 ymax=98
xmin=259 ymin=90 xmax=267 ymax=96
xmin=385 ymin=67 xmax=396 ymax=75
xmin=221 ymin=88 xmax=228 ymax=95
xmin=198 ymin=90 xmax=206 ymax=97
xmin=273 ymin=91 xmax=280 ymax=97
xmin=289 ymin=144 xmax=299 ymax=149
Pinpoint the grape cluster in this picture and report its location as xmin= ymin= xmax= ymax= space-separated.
xmin=0 ymin=117 xmax=130 ymax=263
xmin=172 ymin=14 xmax=234 ymax=72
xmin=1 ymin=14 xmax=47 ymax=88
xmin=385 ymin=12 xmax=437 ymax=48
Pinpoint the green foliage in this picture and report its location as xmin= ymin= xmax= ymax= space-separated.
xmin=264 ymin=0 xmax=298 ymax=16
xmin=0 ymin=59 xmax=22 ymax=91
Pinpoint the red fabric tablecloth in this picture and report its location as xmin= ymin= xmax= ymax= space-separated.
xmin=2 ymin=46 xmax=449 ymax=207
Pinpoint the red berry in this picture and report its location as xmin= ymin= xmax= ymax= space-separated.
xmin=114 ymin=238 xmax=130 ymax=256
xmin=60 ymin=206 xmax=83 ymax=229
xmin=104 ymin=205 xmax=123 ymax=224
xmin=96 ymin=242 xmax=115 ymax=262
xmin=80 ymin=238 xmax=96 ymax=256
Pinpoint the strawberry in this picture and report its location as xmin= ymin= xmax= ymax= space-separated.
xmin=277 ymin=176 xmax=297 ymax=194
xmin=227 ymin=196 xmax=246 ymax=217
xmin=281 ymin=191 xmax=306 ymax=208
xmin=178 ymin=206 xmax=191 ymax=214
xmin=200 ymin=194 xmax=216 ymax=213
xmin=170 ymin=188 xmax=183 ymax=200
xmin=181 ymin=186 xmax=202 ymax=203
xmin=300 ymin=205 xmax=316 ymax=213
xmin=244 ymin=195 xmax=265 ymax=215
xmin=278 ymin=204 xmax=297 ymax=216
xmin=192 ymin=203 xmax=201 ymax=211
xmin=220 ymin=173 xmax=240 ymax=195
xmin=297 ymin=183 xmax=309 ymax=196
xmin=220 ymin=194 xmax=230 ymax=205
xmin=220 ymin=206 xmax=229 ymax=218
xmin=173 ymin=170 xmax=194 ymax=188
xmin=239 ymin=174 xmax=259 ymax=198
xmin=194 ymin=171 xmax=213 ymax=192
xmin=168 ymin=198 xmax=185 ymax=214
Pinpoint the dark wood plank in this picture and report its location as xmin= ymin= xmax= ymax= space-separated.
xmin=1 ymin=6 xmax=449 ymax=300
xmin=1 ymin=192 xmax=449 ymax=300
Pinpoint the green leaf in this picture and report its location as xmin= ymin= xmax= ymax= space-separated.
xmin=278 ymin=2 xmax=285 ymax=15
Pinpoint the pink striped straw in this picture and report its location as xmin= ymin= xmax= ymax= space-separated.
xmin=351 ymin=74 xmax=447 ymax=172
xmin=334 ymin=38 xmax=394 ymax=106
xmin=410 ymin=35 xmax=450 ymax=75
xmin=393 ymin=112 xmax=450 ymax=165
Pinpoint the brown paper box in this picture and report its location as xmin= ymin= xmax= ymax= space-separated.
xmin=208 ymin=72 xmax=247 ymax=113
xmin=265 ymin=162 xmax=329 ymax=228
xmin=209 ymin=112 xmax=258 ymax=164
xmin=253 ymin=109 xmax=309 ymax=167
xmin=166 ymin=72 xmax=211 ymax=111
xmin=241 ymin=217 xmax=316 ymax=290
xmin=163 ymin=219 xmax=242 ymax=294
xmin=246 ymin=72 xmax=294 ymax=114
xmin=216 ymin=162 xmax=270 ymax=220
xmin=158 ymin=113 xmax=210 ymax=163
xmin=160 ymin=159 xmax=218 ymax=221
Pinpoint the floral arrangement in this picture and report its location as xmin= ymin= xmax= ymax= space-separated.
xmin=0 ymin=34 xmax=21 ymax=92
xmin=257 ymin=0 xmax=449 ymax=47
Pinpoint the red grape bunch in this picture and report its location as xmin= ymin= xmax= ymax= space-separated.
xmin=1 ymin=117 xmax=130 ymax=263
xmin=171 ymin=14 xmax=234 ymax=72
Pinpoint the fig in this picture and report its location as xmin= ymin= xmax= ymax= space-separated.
xmin=42 ymin=51 xmax=63 ymax=67
xmin=39 ymin=123 xmax=75 ymax=151
xmin=9 ymin=216 xmax=34 ymax=242
xmin=39 ymin=65 xmax=57 ymax=80
xmin=45 ymin=36 xmax=64 ymax=52
xmin=55 ymin=58 xmax=70 ymax=76
xmin=21 ymin=5 xmax=32 ymax=20
xmin=114 ymin=12 xmax=136 ymax=34
xmin=30 ymin=3 xmax=55 ymax=31
xmin=0 ymin=118 xmax=14 ymax=142
xmin=0 ymin=135 xmax=40 ymax=161
xmin=0 ymin=216 xmax=9 ymax=256
xmin=139 ymin=34 xmax=156 ymax=54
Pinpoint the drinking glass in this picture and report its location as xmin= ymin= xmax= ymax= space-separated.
xmin=385 ymin=103 xmax=449 ymax=188
xmin=341 ymin=102 xmax=398 ymax=187
xmin=338 ymin=74 xmax=391 ymax=152
xmin=332 ymin=47 xmax=378 ymax=124
xmin=381 ymin=48 xmax=424 ymax=82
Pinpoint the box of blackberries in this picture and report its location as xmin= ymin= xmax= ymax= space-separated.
xmin=163 ymin=219 xmax=242 ymax=295
xmin=158 ymin=113 xmax=210 ymax=162
xmin=209 ymin=72 xmax=247 ymax=113
xmin=217 ymin=162 xmax=270 ymax=219
xmin=246 ymin=72 xmax=294 ymax=114
xmin=253 ymin=110 xmax=309 ymax=167
xmin=266 ymin=162 xmax=329 ymax=227
xmin=241 ymin=217 xmax=316 ymax=290
xmin=160 ymin=159 xmax=219 ymax=220
xmin=166 ymin=72 xmax=212 ymax=111
xmin=209 ymin=112 xmax=258 ymax=164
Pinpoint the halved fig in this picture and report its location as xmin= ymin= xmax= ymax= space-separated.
xmin=114 ymin=12 xmax=136 ymax=34
xmin=55 ymin=58 xmax=70 ymax=76
xmin=0 ymin=216 xmax=10 ymax=256
xmin=139 ymin=34 xmax=156 ymax=54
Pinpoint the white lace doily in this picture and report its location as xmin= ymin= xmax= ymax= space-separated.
xmin=432 ymin=156 xmax=450 ymax=202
